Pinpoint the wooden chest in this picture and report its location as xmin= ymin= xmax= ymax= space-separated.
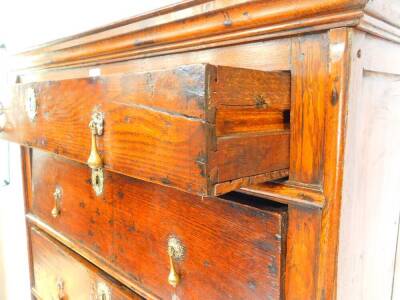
xmin=1 ymin=0 xmax=399 ymax=299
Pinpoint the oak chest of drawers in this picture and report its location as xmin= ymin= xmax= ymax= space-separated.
xmin=1 ymin=0 xmax=399 ymax=299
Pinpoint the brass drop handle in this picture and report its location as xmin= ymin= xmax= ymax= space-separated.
xmin=55 ymin=278 xmax=65 ymax=300
xmin=87 ymin=112 xmax=105 ymax=196
xmin=168 ymin=251 xmax=180 ymax=288
xmin=51 ymin=186 xmax=62 ymax=218
xmin=167 ymin=236 xmax=185 ymax=288
xmin=87 ymin=112 xmax=104 ymax=170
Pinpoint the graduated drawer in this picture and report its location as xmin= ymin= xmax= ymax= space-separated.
xmin=1 ymin=64 xmax=290 ymax=196
xmin=30 ymin=226 xmax=143 ymax=300
xmin=28 ymin=150 xmax=287 ymax=300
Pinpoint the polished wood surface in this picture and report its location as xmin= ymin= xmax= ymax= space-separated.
xmin=5 ymin=0 xmax=398 ymax=299
xmin=30 ymin=226 xmax=143 ymax=300
xmin=12 ymin=0 xmax=369 ymax=70
xmin=13 ymin=28 xmax=347 ymax=300
xmin=2 ymin=64 xmax=290 ymax=196
xmin=28 ymin=149 xmax=287 ymax=300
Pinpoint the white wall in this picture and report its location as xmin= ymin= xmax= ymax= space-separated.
xmin=0 ymin=1 xmax=177 ymax=299
xmin=0 ymin=0 xmax=179 ymax=53
xmin=0 ymin=142 xmax=30 ymax=300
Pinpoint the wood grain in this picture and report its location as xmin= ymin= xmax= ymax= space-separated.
xmin=289 ymin=33 xmax=328 ymax=186
xmin=316 ymin=28 xmax=352 ymax=300
xmin=16 ymin=38 xmax=292 ymax=84
xmin=1 ymin=64 xmax=290 ymax=196
xmin=11 ymin=1 xmax=399 ymax=298
xmin=216 ymin=108 xmax=289 ymax=136
xmin=285 ymin=206 xmax=322 ymax=300
xmin=28 ymin=149 xmax=287 ymax=300
xmin=30 ymin=226 xmax=143 ymax=300
xmin=240 ymin=181 xmax=325 ymax=209
xmin=12 ymin=0 xmax=367 ymax=70
xmin=211 ymin=132 xmax=290 ymax=183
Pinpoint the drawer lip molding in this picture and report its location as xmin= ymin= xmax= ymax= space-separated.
xmin=28 ymin=149 xmax=287 ymax=300
xmin=1 ymin=64 xmax=290 ymax=196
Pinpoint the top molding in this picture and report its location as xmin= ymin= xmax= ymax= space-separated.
xmin=12 ymin=0 xmax=400 ymax=71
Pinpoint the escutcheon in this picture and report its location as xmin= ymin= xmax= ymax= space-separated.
xmin=91 ymin=168 xmax=104 ymax=197
xmin=25 ymin=87 xmax=37 ymax=122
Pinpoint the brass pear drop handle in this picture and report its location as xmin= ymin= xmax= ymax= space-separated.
xmin=52 ymin=186 xmax=62 ymax=218
xmin=88 ymin=112 xmax=104 ymax=169
xmin=87 ymin=112 xmax=104 ymax=196
xmin=168 ymin=254 xmax=179 ymax=288
xmin=55 ymin=278 xmax=65 ymax=300
xmin=167 ymin=236 xmax=185 ymax=288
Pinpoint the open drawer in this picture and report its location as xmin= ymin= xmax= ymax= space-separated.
xmin=0 ymin=64 xmax=290 ymax=195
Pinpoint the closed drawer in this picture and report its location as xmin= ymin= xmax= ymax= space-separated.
xmin=2 ymin=64 xmax=290 ymax=196
xmin=28 ymin=150 xmax=287 ymax=300
xmin=30 ymin=226 xmax=143 ymax=300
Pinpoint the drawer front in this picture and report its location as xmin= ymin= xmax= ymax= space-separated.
xmin=30 ymin=226 xmax=143 ymax=300
xmin=1 ymin=64 xmax=290 ymax=196
xmin=29 ymin=150 xmax=287 ymax=300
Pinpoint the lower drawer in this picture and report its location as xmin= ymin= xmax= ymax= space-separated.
xmin=30 ymin=226 xmax=142 ymax=300
xmin=28 ymin=150 xmax=287 ymax=300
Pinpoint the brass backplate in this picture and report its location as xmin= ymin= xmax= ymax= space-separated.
xmin=167 ymin=236 xmax=185 ymax=261
xmin=89 ymin=112 xmax=104 ymax=136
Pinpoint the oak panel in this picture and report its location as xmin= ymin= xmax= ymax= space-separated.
xmin=289 ymin=33 xmax=328 ymax=186
xmin=30 ymin=227 xmax=143 ymax=300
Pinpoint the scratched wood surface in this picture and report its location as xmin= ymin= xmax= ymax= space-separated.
xmin=28 ymin=149 xmax=287 ymax=300
xmin=30 ymin=226 xmax=143 ymax=300
xmin=1 ymin=64 xmax=290 ymax=196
